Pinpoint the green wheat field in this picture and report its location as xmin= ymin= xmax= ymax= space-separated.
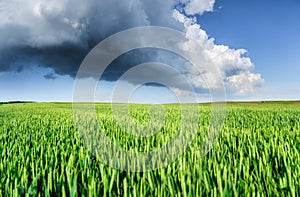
xmin=0 ymin=102 xmax=299 ymax=196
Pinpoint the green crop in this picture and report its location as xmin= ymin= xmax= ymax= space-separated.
xmin=0 ymin=102 xmax=299 ymax=196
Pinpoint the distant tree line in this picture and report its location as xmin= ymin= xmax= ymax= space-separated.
xmin=0 ymin=101 xmax=34 ymax=105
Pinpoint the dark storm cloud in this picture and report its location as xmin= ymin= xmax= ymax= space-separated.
xmin=0 ymin=42 xmax=86 ymax=77
xmin=0 ymin=0 xmax=182 ymax=80
xmin=101 ymin=48 xmax=187 ymax=81
xmin=44 ymin=73 xmax=57 ymax=80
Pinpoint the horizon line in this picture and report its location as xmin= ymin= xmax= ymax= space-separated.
xmin=1 ymin=100 xmax=300 ymax=105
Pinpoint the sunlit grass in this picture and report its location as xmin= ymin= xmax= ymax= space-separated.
xmin=0 ymin=102 xmax=299 ymax=196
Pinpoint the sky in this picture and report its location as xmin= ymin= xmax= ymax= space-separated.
xmin=0 ymin=0 xmax=299 ymax=103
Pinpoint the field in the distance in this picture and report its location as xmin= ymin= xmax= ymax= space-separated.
xmin=0 ymin=102 xmax=299 ymax=196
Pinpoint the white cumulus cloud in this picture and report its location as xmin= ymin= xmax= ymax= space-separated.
xmin=180 ymin=0 xmax=215 ymax=15
xmin=227 ymin=72 xmax=264 ymax=95
xmin=173 ymin=9 xmax=264 ymax=95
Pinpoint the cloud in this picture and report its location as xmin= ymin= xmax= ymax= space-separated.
xmin=44 ymin=73 xmax=57 ymax=80
xmin=0 ymin=0 xmax=264 ymax=96
xmin=226 ymin=72 xmax=264 ymax=95
xmin=172 ymin=10 xmax=264 ymax=94
xmin=182 ymin=0 xmax=215 ymax=15
xmin=0 ymin=0 xmax=181 ymax=76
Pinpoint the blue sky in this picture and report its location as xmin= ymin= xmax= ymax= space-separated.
xmin=0 ymin=0 xmax=300 ymax=102
xmin=197 ymin=0 xmax=300 ymax=91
